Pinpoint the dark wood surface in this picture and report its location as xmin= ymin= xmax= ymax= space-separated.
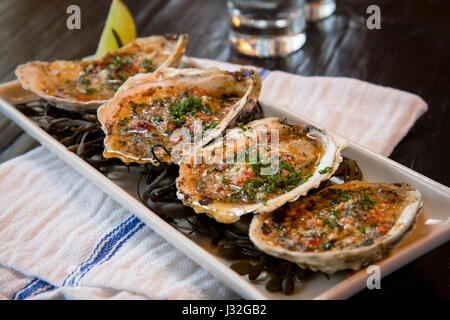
xmin=0 ymin=0 xmax=448 ymax=299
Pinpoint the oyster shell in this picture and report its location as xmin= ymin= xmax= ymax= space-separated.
xmin=176 ymin=118 xmax=347 ymax=224
xmin=15 ymin=34 xmax=188 ymax=112
xmin=97 ymin=67 xmax=261 ymax=165
xmin=249 ymin=181 xmax=423 ymax=274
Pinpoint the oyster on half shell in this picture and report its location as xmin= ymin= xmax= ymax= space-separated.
xmin=176 ymin=118 xmax=347 ymax=224
xmin=249 ymin=181 xmax=423 ymax=274
xmin=15 ymin=34 xmax=188 ymax=112
xmin=97 ymin=67 xmax=261 ymax=165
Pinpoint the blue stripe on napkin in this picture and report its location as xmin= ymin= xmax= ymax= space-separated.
xmin=12 ymin=278 xmax=55 ymax=300
xmin=61 ymin=215 xmax=134 ymax=286
xmin=258 ymin=68 xmax=270 ymax=81
xmin=72 ymin=217 xmax=145 ymax=286
xmin=12 ymin=215 xmax=145 ymax=299
xmin=62 ymin=215 xmax=145 ymax=287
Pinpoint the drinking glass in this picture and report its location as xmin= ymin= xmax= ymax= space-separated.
xmin=227 ymin=0 xmax=306 ymax=58
xmin=305 ymin=0 xmax=336 ymax=22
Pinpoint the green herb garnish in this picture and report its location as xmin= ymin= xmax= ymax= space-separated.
xmin=362 ymin=192 xmax=376 ymax=209
xmin=168 ymin=96 xmax=211 ymax=128
xmin=319 ymin=167 xmax=332 ymax=174
xmin=319 ymin=241 xmax=335 ymax=251
xmin=142 ymin=58 xmax=156 ymax=72
xmin=330 ymin=209 xmax=340 ymax=218
xmin=151 ymin=116 xmax=163 ymax=124
xmin=197 ymin=181 xmax=207 ymax=190
xmin=77 ymin=76 xmax=91 ymax=86
xmin=119 ymin=125 xmax=132 ymax=133
xmin=85 ymin=88 xmax=97 ymax=95
xmin=203 ymin=121 xmax=218 ymax=131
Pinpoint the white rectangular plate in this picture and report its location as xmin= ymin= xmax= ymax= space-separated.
xmin=0 ymin=80 xmax=449 ymax=300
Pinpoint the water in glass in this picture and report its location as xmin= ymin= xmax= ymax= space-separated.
xmin=227 ymin=0 xmax=306 ymax=57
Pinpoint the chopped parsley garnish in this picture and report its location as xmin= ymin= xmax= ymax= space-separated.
xmin=231 ymin=159 xmax=314 ymax=203
xmin=259 ymin=199 xmax=267 ymax=205
xmin=330 ymin=209 xmax=340 ymax=218
xmin=197 ymin=181 xmax=207 ymax=190
xmin=362 ymin=239 xmax=374 ymax=246
xmin=142 ymin=58 xmax=156 ymax=72
xmin=362 ymin=192 xmax=376 ymax=209
xmin=119 ymin=125 xmax=132 ymax=133
xmin=117 ymin=117 xmax=129 ymax=125
xmin=168 ymin=95 xmax=211 ymax=128
xmin=319 ymin=240 xmax=335 ymax=251
xmin=77 ymin=76 xmax=91 ymax=86
xmin=280 ymin=160 xmax=295 ymax=171
xmin=203 ymin=121 xmax=218 ymax=131
xmin=358 ymin=225 xmax=366 ymax=233
xmin=84 ymin=87 xmax=97 ymax=95
xmin=333 ymin=190 xmax=354 ymax=205
xmin=151 ymin=116 xmax=163 ymax=125
xmin=319 ymin=166 xmax=332 ymax=174
xmin=299 ymin=173 xmax=313 ymax=185
xmin=112 ymin=55 xmax=132 ymax=68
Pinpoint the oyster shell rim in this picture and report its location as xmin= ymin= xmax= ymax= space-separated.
xmin=248 ymin=181 xmax=424 ymax=274
xmin=176 ymin=117 xmax=348 ymax=224
xmin=14 ymin=34 xmax=189 ymax=113
xmin=96 ymin=66 xmax=261 ymax=166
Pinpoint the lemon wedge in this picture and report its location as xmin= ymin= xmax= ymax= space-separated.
xmin=94 ymin=0 xmax=137 ymax=59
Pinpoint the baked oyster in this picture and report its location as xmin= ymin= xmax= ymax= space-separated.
xmin=97 ymin=67 xmax=261 ymax=165
xmin=176 ymin=118 xmax=347 ymax=224
xmin=15 ymin=34 xmax=188 ymax=112
xmin=249 ymin=181 xmax=423 ymax=274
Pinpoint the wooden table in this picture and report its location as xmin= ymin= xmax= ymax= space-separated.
xmin=0 ymin=0 xmax=448 ymax=299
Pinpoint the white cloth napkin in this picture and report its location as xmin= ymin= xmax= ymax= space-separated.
xmin=186 ymin=57 xmax=428 ymax=156
xmin=0 ymin=58 xmax=427 ymax=300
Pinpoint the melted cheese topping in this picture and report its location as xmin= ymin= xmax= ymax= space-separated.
xmin=44 ymin=47 xmax=169 ymax=102
xmin=182 ymin=122 xmax=324 ymax=205
xmin=259 ymin=183 xmax=409 ymax=252
xmin=104 ymin=88 xmax=240 ymax=164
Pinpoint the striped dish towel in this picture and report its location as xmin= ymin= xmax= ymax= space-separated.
xmin=0 ymin=58 xmax=427 ymax=299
